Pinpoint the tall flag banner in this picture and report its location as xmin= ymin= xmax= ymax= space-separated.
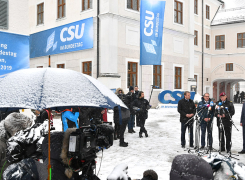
xmin=0 ymin=31 xmax=29 ymax=77
xmin=140 ymin=0 xmax=166 ymax=65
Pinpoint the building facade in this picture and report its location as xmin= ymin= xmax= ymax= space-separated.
xmin=1 ymin=0 xmax=245 ymax=107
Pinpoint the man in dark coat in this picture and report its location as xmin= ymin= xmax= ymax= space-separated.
xmin=197 ymin=93 xmax=215 ymax=150
xmin=0 ymin=113 xmax=32 ymax=179
xmin=134 ymin=86 xmax=140 ymax=127
xmin=215 ymin=92 xmax=235 ymax=153
xmin=114 ymin=88 xmax=130 ymax=147
xmin=132 ymin=91 xmax=151 ymax=138
xmin=239 ymin=102 xmax=245 ymax=154
xmin=177 ymin=91 xmax=196 ymax=148
xmin=126 ymin=86 xmax=136 ymax=133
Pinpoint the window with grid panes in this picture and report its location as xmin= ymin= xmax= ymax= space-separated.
xmin=238 ymin=33 xmax=245 ymax=48
xmin=127 ymin=0 xmax=140 ymax=11
xmin=82 ymin=0 xmax=92 ymax=11
xmin=206 ymin=5 xmax=210 ymax=19
xmin=194 ymin=0 xmax=198 ymax=15
xmin=175 ymin=67 xmax=182 ymax=89
xmin=215 ymin=35 xmax=225 ymax=49
xmin=206 ymin=34 xmax=210 ymax=48
xmin=58 ymin=0 xmax=66 ymax=19
xmin=82 ymin=61 xmax=92 ymax=76
xmin=194 ymin=31 xmax=198 ymax=45
xmin=153 ymin=65 xmax=161 ymax=88
xmin=57 ymin=64 xmax=65 ymax=68
xmin=226 ymin=63 xmax=233 ymax=71
xmin=0 ymin=0 xmax=8 ymax=29
xmin=174 ymin=0 xmax=183 ymax=24
xmin=37 ymin=3 xmax=44 ymax=25
xmin=128 ymin=62 xmax=138 ymax=88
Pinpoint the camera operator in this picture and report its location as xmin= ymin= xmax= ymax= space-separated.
xmin=177 ymin=91 xmax=196 ymax=148
xmin=132 ymin=91 xmax=151 ymax=138
xmin=114 ymin=88 xmax=130 ymax=147
xmin=197 ymin=93 xmax=215 ymax=150
xmin=215 ymin=92 xmax=235 ymax=153
xmin=126 ymin=86 xmax=136 ymax=134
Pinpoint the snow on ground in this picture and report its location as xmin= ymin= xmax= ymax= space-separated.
xmin=53 ymin=104 xmax=245 ymax=179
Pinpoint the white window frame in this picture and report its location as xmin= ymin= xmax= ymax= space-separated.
xmin=173 ymin=0 xmax=185 ymax=27
xmin=125 ymin=58 xmax=140 ymax=89
xmin=173 ymin=63 xmax=184 ymax=91
xmin=80 ymin=58 xmax=94 ymax=77
xmin=151 ymin=62 xmax=164 ymax=91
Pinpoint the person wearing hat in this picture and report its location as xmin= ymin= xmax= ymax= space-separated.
xmin=215 ymin=92 xmax=235 ymax=153
xmin=126 ymin=86 xmax=136 ymax=133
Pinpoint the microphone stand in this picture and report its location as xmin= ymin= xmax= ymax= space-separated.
xmin=187 ymin=108 xmax=205 ymax=157
xmin=224 ymin=108 xmax=239 ymax=160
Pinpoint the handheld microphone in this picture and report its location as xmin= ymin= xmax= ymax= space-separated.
xmin=218 ymin=102 xmax=222 ymax=106
xmin=207 ymin=106 xmax=211 ymax=116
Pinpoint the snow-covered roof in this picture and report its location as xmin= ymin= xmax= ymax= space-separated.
xmin=212 ymin=0 xmax=245 ymax=26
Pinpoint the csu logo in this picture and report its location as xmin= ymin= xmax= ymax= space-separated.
xmin=158 ymin=90 xmax=195 ymax=104
xmin=144 ymin=10 xmax=154 ymax=37
xmin=60 ymin=23 xmax=85 ymax=42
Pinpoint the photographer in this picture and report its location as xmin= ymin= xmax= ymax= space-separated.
xmin=197 ymin=93 xmax=215 ymax=150
xmin=132 ymin=91 xmax=151 ymax=138
xmin=215 ymin=92 xmax=235 ymax=153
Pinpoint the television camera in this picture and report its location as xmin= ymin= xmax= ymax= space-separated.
xmin=67 ymin=121 xmax=114 ymax=180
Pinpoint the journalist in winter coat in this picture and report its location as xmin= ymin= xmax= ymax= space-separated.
xmin=177 ymin=91 xmax=196 ymax=148
xmin=131 ymin=91 xmax=150 ymax=138
xmin=0 ymin=113 xmax=32 ymax=179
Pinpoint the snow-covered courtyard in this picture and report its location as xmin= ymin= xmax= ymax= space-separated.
xmin=53 ymin=103 xmax=245 ymax=179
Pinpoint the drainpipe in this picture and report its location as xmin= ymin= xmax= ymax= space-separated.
xmin=97 ymin=0 xmax=100 ymax=78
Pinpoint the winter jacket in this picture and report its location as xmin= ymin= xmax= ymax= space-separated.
xmin=197 ymin=97 xmax=215 ymax=124
xmin=125 ymin=91 xmax=136 ymax=114
xmin=114 ymin=88 xmax=130 ymax=124
xmin=134 ymin=90 xmax=139 ymax=99
xmin=241 ymin=102 xmax=245 ymax=126
xmin=215 ymin=98 xmax=235 ymax=126
xmin=0 ymin=113 xmax=32 ymax=179
xmin=177 ymin=98 xmax=196 ymax=123
xmin=62 ymin=111 xmax=79 ymax=132
xmin=131 ymin=98 xmax=150 ymax=119
xmin=170 ymin=154 xmax=214 ymax=180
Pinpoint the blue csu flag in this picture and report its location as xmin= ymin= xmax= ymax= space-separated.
xmin=0 ymin=31 xmax=29 ymax=77
xmin=30 ymin=17 xmax=93 ymax=58
xmin=140 ymin=0 xmax=166 ymax=65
